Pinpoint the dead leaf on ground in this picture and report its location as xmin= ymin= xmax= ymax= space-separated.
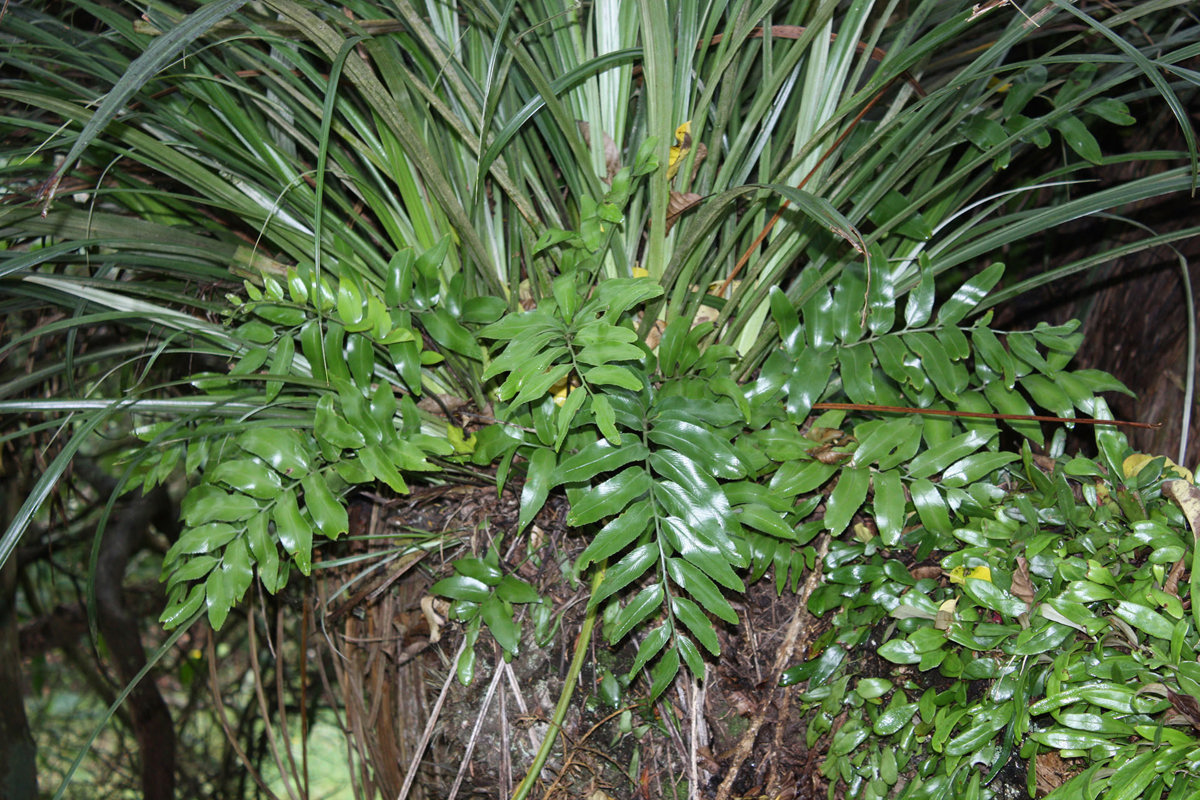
xmin=1035 ymin=751 xmax=1080 ymax=797
xmin=1167 ymin=687 xmax=1200 ymax=732
xmin=641 ymin=318 xmax=668 ymax=350
xmin=1011 ymin=556 xmax=1036 ymax=606
xmin=910 ymin=565 xmax=943 ymax=582
xmin=811 ymin=444 xmax=852 ymax=465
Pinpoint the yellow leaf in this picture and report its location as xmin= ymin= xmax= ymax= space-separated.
xmin=1124 ymin=453 xmax=1194 ymax=483
xmin=446 ymin=424 xmax=476 ymax=454
xmin=666 ymin=120 xmax=692 ymax=180
xmin=948 ymin=565 xmax=992 ymax=585
xmin=549 ymin=373 xmax=578 ymax=407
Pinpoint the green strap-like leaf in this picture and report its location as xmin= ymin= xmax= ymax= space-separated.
xmin=904 ymin=332 xmax=964 ymax=402
xmin=665 ymin=557 xmax=739 ymax=625
xmin=300 ymin=472 xmax=348 ymax=539
xmin=786 ymin=346 xmax=835 ymax=421
xmin=873 ymin=469 xmax=907 ymax=547
xmin=518 ymin=447 xmax=556 ymax=533
xmin=41 ymin=0 xmax=250 ymax=206
xmin=630 ymin=623 xmax=670 ymax=676
xmin=555 ymin=440 xmax=649 ymax=487
xmin=907 ymin=430 xmax=995 ymax=480
xmin=607 ymin=583 xmax=665 ymax=643
xmin=671 ymin=596 xmax=720 ymax=656
xmin=904 ymin=258 xmax=935 ymax=328
xmin=824 ymin=467 xmax=870 ymax=535
xmin=910 ymin=477 xmax=952 ymax=534
xmin=648 ymin=418 xmax=745 ymax=480
xmin=591 ymin=542 xmax=658 ymax=608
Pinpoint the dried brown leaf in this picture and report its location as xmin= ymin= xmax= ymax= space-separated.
xmin=812 ymin=444 xmax=851 ymax=465
xmin=666 ymin=191 xmax=703 ymax=231
xmin=1035 ymin=751 xmax=1080 ymax=797
xmin=576 ymin=120 xmax=622 ymax=181
xmin=1167 ymin=687 xmax=1200 ymax=731
xmin=642 ymin=318 xmax=667 ymax=350
xmin=1011 ymin=556 xmax=1036 ymax=606
xmin=1165 ymin=557 xmax=1186 ymax=597
xmin=910 ymin=565 xmax=943 ymax=582
xmin=1165 ymin=479 xmax=1200 ymax=541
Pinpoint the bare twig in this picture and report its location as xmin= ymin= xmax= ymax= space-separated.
xmin=447 ymin=652 xmax=507 ymax=800
xmin=248 ymin=600 xmax=299 ymax=800
xmin=689 ymin=676 xmax=705 ymax=800
xmin=396 ymin=637 xmax=468 ymax=800
xmin=205 ymin=629 xmax=281 ymax=799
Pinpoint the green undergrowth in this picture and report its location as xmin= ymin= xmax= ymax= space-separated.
xmin=789 ymin=445 xmax=1200 ymax=800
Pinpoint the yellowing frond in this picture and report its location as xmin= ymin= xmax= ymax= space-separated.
xmin=667 ymin=121 xmax=692 ymax=180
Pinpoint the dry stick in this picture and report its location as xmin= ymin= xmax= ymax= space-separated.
xmin=396 ymin=637 xmax=469 ymax=800
xmin=499 ymin=676 xmax=512 ymax=798
xmin=689 ymin=676 xmax=706 ymax=800
xmin=299 ymin=599 xmax=310 ymax=800
xmin=275 ymin=605 xmax=305 ymax=797
xmin=715 ymin=82 xmax=892 ymax=301
xmin=715 ymin=535 xmax=830 ymax=800
xmin=308 ymin=616 xmax=367 ymax=798
xmin=247 ymin=602 xmax=300 ymax=800
xmin=765 ymin=660 xmax=794 ymax=798
xmin=810 ymin=402 xmax=1161 ymax=430
xmin=503 ymin=661 xmax=543 ymax=752
xmin=447 ymin=651 xmax=508 ymax=800
xmin=205 ymin=629 xmax=281 ymax=800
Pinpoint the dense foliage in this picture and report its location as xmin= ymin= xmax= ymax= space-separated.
xmin=2 ymin=0 xmax=1198 ymax=796
xmin=790 ymin=445 xmax=1200 ymax=800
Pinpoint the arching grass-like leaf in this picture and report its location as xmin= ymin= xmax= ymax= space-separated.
xmin=40 ymin=0 xmax=249 ymax=205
